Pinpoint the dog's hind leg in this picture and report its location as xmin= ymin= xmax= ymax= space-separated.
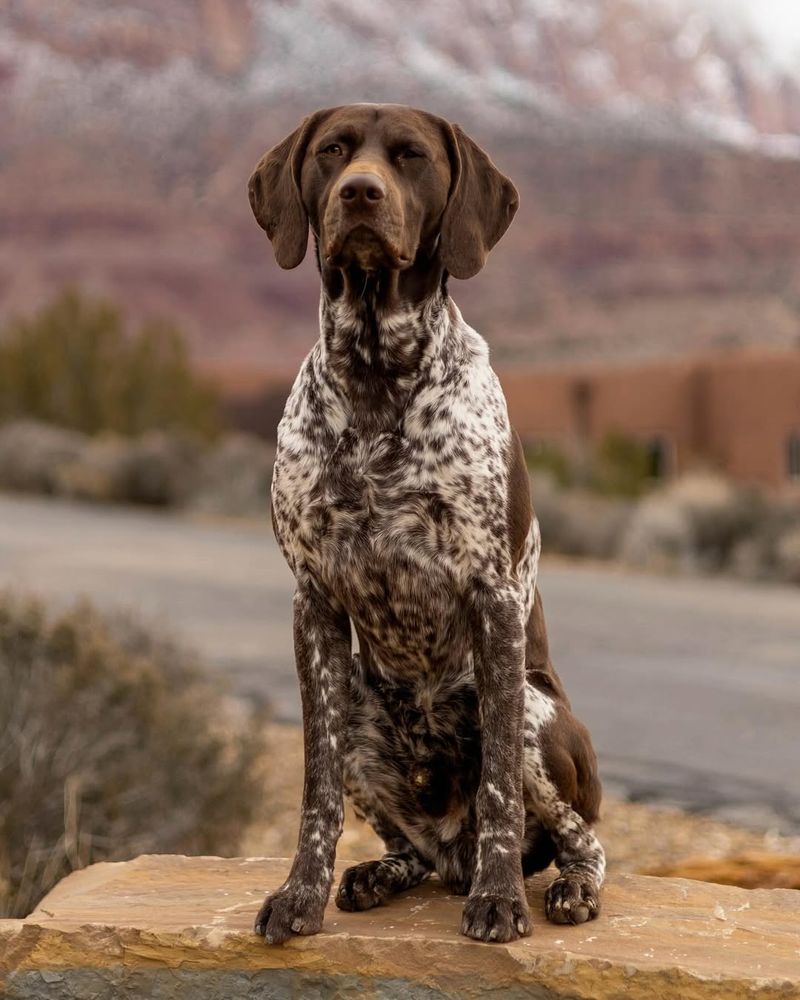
xmin=522 ymin=682 xmax=605 ymax=925
xmin=338 ymin=678 xmax=434 ymax=912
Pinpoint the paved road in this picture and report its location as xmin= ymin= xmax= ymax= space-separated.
xmin=1 ymin=493 xmax=798 ymax=831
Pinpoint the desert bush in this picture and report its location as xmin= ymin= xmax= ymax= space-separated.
xmin=667 ymin=474 xmax=763 ymax=570
xmin=0 ymin=420 xmax=205 ymax=507
xmin=525 ymin=442 xmax=574 ymax=489
xmin=0 ymin=420 xmax=271 ymax=510
xmin=526 ymin=432 xmax=658 ymax=497
xmin=189 ymin=433 xmax=276 ymax=517
xmin=775 ymin=527 xmax=800 ymax=584
xmin=591 ymin=431 xmax=654 ymax=498
xmin=532 ymin=472 xmax=633 ymax=560
xmin=54 ymin=434 xmax=136 ymax=503
xmin=0 ymin=420 xmax=87 ymax=494
xmin=621 ymin=473 xmax=767 ymax=573
xmin=620 ymin=491 xmax=694 ymax=571
xmin=123 ymin=431 xmax=203 ymax=506
xmin=0 ymin=592 xmax=266 ymax=918
xmin=0 ymin=289 xmax=221 ymax=438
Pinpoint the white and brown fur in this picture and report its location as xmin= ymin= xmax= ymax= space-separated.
xmin=248 ymin=103 xmax=605 ymax=944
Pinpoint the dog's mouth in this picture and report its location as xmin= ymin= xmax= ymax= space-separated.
xmin=324 ymin=225 xmax=412 ymax=272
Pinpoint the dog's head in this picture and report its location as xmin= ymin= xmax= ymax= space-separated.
xmin=248 ymin=104 xmax=518 ymax=280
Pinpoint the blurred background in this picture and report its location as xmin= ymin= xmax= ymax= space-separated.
xmin=1 ymin=0 xmax=799 ymax=918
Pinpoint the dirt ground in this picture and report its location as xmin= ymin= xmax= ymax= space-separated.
xmin=241 ymin=724 xmax=800 ymax=887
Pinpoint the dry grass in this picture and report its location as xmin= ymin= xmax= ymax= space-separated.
xmin=0 ymin=592 xmax=267 ymax=917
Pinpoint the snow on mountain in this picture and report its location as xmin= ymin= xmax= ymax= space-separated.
xmin=3 ymin=0 xmax=800 ymax=159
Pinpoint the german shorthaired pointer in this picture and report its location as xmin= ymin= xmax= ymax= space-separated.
xmin=248 ymin=103 xmax=605 ymax=945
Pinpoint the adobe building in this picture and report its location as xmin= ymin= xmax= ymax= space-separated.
xmin=499 ymin=348 xmax=800 ymax=492
xmin=217 ymin=347 xmax=800 ymax=493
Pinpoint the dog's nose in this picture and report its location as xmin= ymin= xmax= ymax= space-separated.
xmin=338 ymin=173 xmax=386 ymax=206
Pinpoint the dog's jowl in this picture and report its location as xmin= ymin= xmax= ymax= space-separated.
xmin=248 ymin=104 xmax=605 ymax=944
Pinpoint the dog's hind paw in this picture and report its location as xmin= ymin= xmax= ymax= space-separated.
xmin=544 ymin=875 xmax=600 ymax=925
xmin=460 ymin=892 xmax=532 ymax=943
xmin=254 ymin=882 xmax=326 ymax=944
xmin=335 ymin=861 xmax=392 ymax=912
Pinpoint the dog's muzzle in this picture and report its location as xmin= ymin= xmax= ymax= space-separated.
xmin=323 ymin=168 xmax=409 ymax=270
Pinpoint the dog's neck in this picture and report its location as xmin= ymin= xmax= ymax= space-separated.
xmin=316 ymin=242 xmax=454 ymax=431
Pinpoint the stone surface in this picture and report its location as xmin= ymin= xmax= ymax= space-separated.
xmin=1 ymin=856 xmax=799 ymax=999
xmin=649 ymin=852 xmax=800 ymax=891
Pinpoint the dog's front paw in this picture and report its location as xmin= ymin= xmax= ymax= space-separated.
xmin=335 ymin=861 xmax=392 ymax=912
xmin=254 ymin=881 xmax=326 ymax=944
xmin=545 ymin=875 xmax=600 ymax=925
xmin=461 ymin=891 xmax=531 ymax=943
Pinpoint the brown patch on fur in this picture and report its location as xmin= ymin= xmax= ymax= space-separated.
xmin=525 ymin=589 xmax=571 ymax=706
xmin=526 ymin=587 xmax=601 ymax=827
xmin=506 ymin=429 xmax=533 ymax=572
xmin=541 ymin=709 xmax=602 ymax=827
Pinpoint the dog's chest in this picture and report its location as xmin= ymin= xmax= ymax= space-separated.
xmin=271 ymin=326 xmax=513 ymax=667
xmin=275 ymin=421 xmax=484 ymax=675
xmin=274 ymin=424 xmax=462 ymax=585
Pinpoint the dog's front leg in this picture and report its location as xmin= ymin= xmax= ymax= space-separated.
xmin=255 ymin=581 xmax=351 ymax=944
xmin=461 ymin=583 xmax=531 ymax=943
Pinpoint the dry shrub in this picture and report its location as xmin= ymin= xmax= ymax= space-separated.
xmin=55 ymin=434 xmax=136 ymax=503
xmin=621 ymin=473 xmax=763 ymax=573
xmin=0 ymin=419 xmax=273 ymax=511
xmin=1 ymin=421 xmax=203 ymax=507
xmin=0 ymin=592 xmax=266 ymax=918
xmin=123 ymin=431 xmax=202 ymax=506
xmin=729 ymin=498 xmax=796 ymax=582
xmin=532 ymin=472 xmax=633 ymax=560
xmin=667 ymin=474 xmax=763 ymax=569
xmin=0 ymin=289 xmax=220 ymax=439
xmin=619 ymin=491 xmax=693 ymax=571
xmin=591 ymin=431 xmax=654 ymax=498
xmin=776 ymin=527 xmax=800 ymax=584
xmin=188 ymin=433 xmax=276 ymax=517
xmin=0 ymin=420 xmax=86 ymax=494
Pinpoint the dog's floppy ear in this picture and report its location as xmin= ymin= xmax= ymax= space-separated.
xmin=440 ymin=124 xmax=519 ymax=280
xmin=248 ymin=113 xmax=323 ymax=269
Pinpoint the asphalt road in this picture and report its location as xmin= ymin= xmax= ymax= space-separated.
xmin=1 ymin=493 xmax=798 ymax=831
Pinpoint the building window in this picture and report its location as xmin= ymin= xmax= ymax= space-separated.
xmin=788 ymin=432 xmax=800 ymax=482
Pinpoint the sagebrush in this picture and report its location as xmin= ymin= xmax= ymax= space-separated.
xmin=0 ymin=289 xmax=220 ymax=438
xmin=0 ymin=592 xmax=266 ymax=917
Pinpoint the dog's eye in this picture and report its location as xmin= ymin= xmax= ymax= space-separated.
xmin=396 ymin=147 xmax=424 ymax=161
xmin=321 ymin=143 xmax=343 ymax=156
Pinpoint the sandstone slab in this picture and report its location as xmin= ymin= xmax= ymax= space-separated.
xmin=1 ymin=855 xmax=799 ymax=998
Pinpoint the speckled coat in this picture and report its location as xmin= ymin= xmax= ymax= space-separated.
xmin=248 ymin=104 xmax=605 ymax=945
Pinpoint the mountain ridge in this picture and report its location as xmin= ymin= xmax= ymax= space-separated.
xmin=2 ymin=0 xmax=800 ymax=371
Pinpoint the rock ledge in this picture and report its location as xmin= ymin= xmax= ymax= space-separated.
xmin=1 ymin=856 xmax=798 ymax=999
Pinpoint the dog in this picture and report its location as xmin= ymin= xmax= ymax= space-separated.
xmin=248 ymin=103 xmax=605 ymax=945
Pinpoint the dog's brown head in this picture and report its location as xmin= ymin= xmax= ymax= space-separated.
xmin=248 ymin=104 xmax=518 ymax=280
